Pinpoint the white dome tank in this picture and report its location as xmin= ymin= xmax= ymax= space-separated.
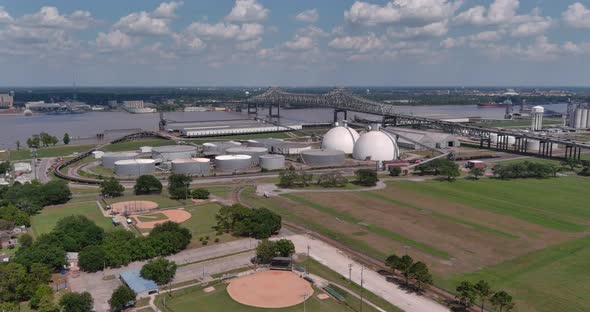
xmin=353 ymin=127 xmax=399 ymax=161
xmin=321 ymin=123 xmax=360 ymax=154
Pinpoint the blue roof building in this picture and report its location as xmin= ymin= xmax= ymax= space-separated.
xmin=120 ymin=268 xmax=159 ymax=298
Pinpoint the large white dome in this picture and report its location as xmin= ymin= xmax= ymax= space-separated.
xmin=353 ymin=130 xmax=399 ymax=161
xmin=321 ymin=125 xmax=360 ymax=154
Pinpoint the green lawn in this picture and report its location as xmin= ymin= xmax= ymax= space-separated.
xmin=181 ymin=203 xmax=235 ymax=247
xmin=31 ymin=201 xmax=113 ymax=238
xmin=100 ymin=138 xmax=174 ymax=152
xmin=204 ymin=186 xmax=234 ymax=200
xmin=439 ymin=235 xmax=590 ymax=312
xmin=496 ymin=157 xmax=561 ymax=166
xmin=476 ymin=119 xmax=562 ymax=128
xmin=6 ymin=144 xmax=94 ymax=161
xmin=106 ymin=195 xmax=183 ymax=209
xmin=389 ymin=177 xmax=590 ymax=232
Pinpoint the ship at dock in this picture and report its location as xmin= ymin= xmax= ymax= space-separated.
xmin=478 ymin=99 xmax=512 ymax=108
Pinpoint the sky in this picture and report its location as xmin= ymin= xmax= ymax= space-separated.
xmin=1 ymin=0 xmax=590 ymax=87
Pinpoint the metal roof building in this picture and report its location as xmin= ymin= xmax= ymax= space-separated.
xmin=120 ymin=268 xmax=159 ymax=298
xmin=386 ymin=127 xmax=460 ymax=150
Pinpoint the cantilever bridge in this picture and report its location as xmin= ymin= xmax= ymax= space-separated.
xmin=242 ymin=88 xmax=588 ymax=160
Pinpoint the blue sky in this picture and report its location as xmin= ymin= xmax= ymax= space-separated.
xmin=1 ymin=0 xmax=590 ymax=86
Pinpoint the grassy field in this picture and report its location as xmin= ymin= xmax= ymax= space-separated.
xmin=181 ymin=203 xmax=236 ymax=248
xmin=100 ymin=138 xmax=174 ymax=152
xmin=476 ymin=118 xmax=563 ymax=128
xmin=31 ymin=201 xmax=113 ymax=238
xmin=5 ymin=144 xmax=94 ymax=161
xmin=205 ymin=186 xmax=235 ymax=200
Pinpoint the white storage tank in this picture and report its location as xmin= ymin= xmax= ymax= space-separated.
xmin=321 ymin=122 xmax=360 ymax=154
xmin=300 ymin=149 xmax=345 ymax=166
xmin=114 ymin=159 xmax=156 ymax=177
xmin=152 ymin=145 xmax=197 ymax=161
xmin=526 ymin=140 xmax=540 ymax=152
xmin=102 ymin=152 xmax=139 ymax=169
xmin=586 ymin=109 xmax=590 ymax=129
xmin=489 ymin=133 xmax=498 ymax=144
xmin=353 ymin=126 xmax=400 ymax=161
xmin=215 ymin=155 xmax=252 ymax=171
xmin=140 ymin=146 xmax=153 ymax=153
xmin=171 ymin=158 xmax=210 ymax=175
xmin=92 ymin=151 xmax=105 ymax=159
xmin=225 ymin=147 xmax=268 ymax=164
xmin=581 ymin=109 xmax=589 ymax=129
xmin=203 ymin=141 xmax=241 ymax=156
xmin=259 ymin=154 xmax=285 ymax=170
xmin=575 ymin=109 xmax=583 ymax=129
xmin=271 ymin=142 xmax=313 ymax=155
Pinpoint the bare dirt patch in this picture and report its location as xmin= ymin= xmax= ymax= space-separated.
xmin=132 ymin=209 xmax=191 ymax=229
xmin=110 ymin=200 xmax=158 ymax=214
xmin=227 ymin=271 xmax=314 ymax=309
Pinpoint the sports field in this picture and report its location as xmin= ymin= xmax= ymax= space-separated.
xmin=241 ymin=176 xmax=590 ymax=311
xmin=31 ymin=201 xmax=113 ymax=238
xmin=106 ymin=195 xmax=183 ymax=209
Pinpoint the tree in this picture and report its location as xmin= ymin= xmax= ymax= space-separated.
xmin=439 ymin=160 xmax=460 ymax=181
xmin=274 ymin=239 xmax=295 ymax=257
xmin=0 ymin=161 xmax=10 ymax=174
xmin=78 ymin=245 xmax=107 ymax=272
xmin=233 ymin=208 xmax=281 ymax=239
xmin=29 ymin=285 xmax=53 ymax=310
xmin=474 ymin=280 xmax=492 ymax=312
xmin=278 ymin=166 xmax=298 ymax=188
xmin=397 ymin=255 xmax=414 ymax=285
xmin=385 ymin=254 xmax=401 ymax=271
xmin=490 ymin=291 xmax=515 ymax=312
xmin=100 ymin=178 xmax=124 ymax=197
xmin=456 ymin=281 xmax=476 ymax=308
xmin=39 ymin=180 xmax=72 ymax=206
xmin=469 ymin=167 xmax=485 ymax=180
xmin=140 ymin=258 xmax=177 ymax=285
xmin=53 ymin=215 xmax=105 ymax=251
xmin=20 ymin=233 xmax=33 ymax=248
xmin=134 ymin=175 xmax=162 ymax=195
xmin=355 ymin=169 xmax=378 ymax=186
xmin=59 ymin=292 xmax=94 ymax=312
xmin=16 ymin=140 xmax=20 ymax=150
xmin=389 ymin=166 xmax=402 ymax=177
xmin=215 ymin=204 xmax=251 ymax=233
xmin=109 ymin=285 xmax=136 ymax=312
xmin=168 ymin=174 xmax=191 ymax=199
xmin=316 ymin=172 xmax=348 ymax=188
xmin=191 ymin=188 xmax=210 ymax=199
xmin=38 ymin=294 xmax=59 ymax=312
xmin=255 ymin=239 xmax=277 ymax=264
xmin=63 ymin=133 xmax=70 ymax=145
xmin=409 ymin=261 xmax=433 ymax=291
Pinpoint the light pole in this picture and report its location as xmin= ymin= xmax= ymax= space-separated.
xmin=300 ymin=293 xmax=309 ymax=312
xmin=348 ymin=263 xmax=353 ymax=283
xmin=360 ymin=266 xmax=364 ymax=312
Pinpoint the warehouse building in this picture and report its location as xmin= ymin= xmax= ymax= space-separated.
xmin=386 ymin=127 xmax=460 ymax=150
xmin=120 ymin=269 xmax=159 ymax=298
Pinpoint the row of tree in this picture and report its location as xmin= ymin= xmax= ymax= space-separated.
xmin=416 ymin=158 xmax=461 ymax=181
xmin=455 ymin=280 xmax=515 ymax=312
xmin=24 ymin=132 xmax=70 ymax=149
xmin=492 ymin=161 xmax=559 ymax=179
xmin=100 ymin=174 xmax=210 ymax=201
xmin=215 ymin=204 xmax=281 ymax=239
xmin=385 ymin=254 xmax=433 ymax=291
xmin=0 ymin=180 xmax=71 ymax=215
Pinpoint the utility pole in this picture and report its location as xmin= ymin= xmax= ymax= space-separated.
xmin=348 ymin=263 xmax=353 ymax=283
xmin=360 ymin=266 xmax=364 ymax=312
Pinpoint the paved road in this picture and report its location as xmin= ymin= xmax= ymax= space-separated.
xmin=285 ymin=234 xmax=449 ymax=312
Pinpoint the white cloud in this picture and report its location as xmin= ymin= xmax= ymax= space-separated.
xmin=152 ymin=1 xmax=184 ymax=19
xmin=470 ymin=30 xmax=504 ymax=42
xmin=226 ymin=0 xmax=269 ymax=23
xmin=20 ymin=6 xmax=94 ymax=30
xmin=115 ymin=11 xmax=171 ymax=36
xmin=345 ymin=0 xmax=462 ymax=26
xmin=510 ymin=17 xmax=552 ymax=38
xmin=295 ymin=9 xmax=319 ymax=23
xmin=0 ymin=6 xmax=13 ymax=23
xmin=95 ymin=30 xmax=135 ymax=51
xmin=236 ymin=38 xmax=262 ymax=51
xmin=563 ymin=3 xmax=590 ymax=29
xmin=329 ymin=33 xmax=384 ymax=53
xmin=186 ymin=22 xmax=263 ymax=41
xmin=284 ymin=35 xmax=314 ymax=50
xmin=388 ymin=20 xmax=449 ymax=38
xmin=454 ymin=0 xmax=518 ymax=25
xmin=513 ymin=36 xmax=560 ymax=61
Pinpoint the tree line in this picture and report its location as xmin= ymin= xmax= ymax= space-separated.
xmin=215 ymin=204 xmax=281 ymax=239
xmin=492 ymin=161 xmax=559 ymax=179
xmin=455 ymin=280 xmax=515 ymax=312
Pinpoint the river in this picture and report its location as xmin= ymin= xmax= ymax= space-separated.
xmin=0 ymin=104 xmax=567 ymax=149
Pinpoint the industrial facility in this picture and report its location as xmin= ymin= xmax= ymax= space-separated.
xmin=353 ymin=125 xmax=400 ymax=161
xmin=567 ymin=102 xmax=590 ymax=129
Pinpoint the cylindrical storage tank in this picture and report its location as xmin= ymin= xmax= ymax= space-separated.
xmin=246 ymin=139 xmax=284 ymax=149
xmin=225 ymin=147 xmax=268 ymax=165
xmin=259 ymin=154 xmax=285 ymax=170
xmin=575 ymin=109 xmax=583 ymax=129
xmin=114 ymin=159 xmax=155 ymax=177
xmin=152 ymin=145 xmax=197 ymax=161
xmin=101 ymin=152 xmax=139 ymax=169
xmin=171 ymin=158 xmax=210 ymax=175
xmin=489 ymin=133 xmax=498 ymax=143
xmin=202 ymin=141 xmax=241 ymax=156
xmin=526 ymin=140 xmax=540 ymax=152
xmin=92 ymin=151 xmax=105 ymax=159
xmin=140 ymin=146 xmax=152 ymax=153
xmin=300 ymin=149 xmax=345 ymax=166
xmin=271 ymin=142 xmax=313 ymax=155
xmin=215 ymin=155 xmax=252 ymax=171
xmin=586 ymin=109 xmax=590 ymax=129
xmin=507 ymin=136 xmax=516 ymax=145
xmin=581 ymin=109 xmax=588 ymax=130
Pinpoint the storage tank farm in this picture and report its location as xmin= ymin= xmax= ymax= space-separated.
xmin=114 ymin=159 xmax=156 ymax=177
xmin=215 ymin=155 xmax=252 ymax=171
xmin=102 ymin=152 xmax=139 ymax=169
xmin=152 ymin=145 xmax=197 ymax=161
xmin=202 ymin=141 xmax=241 ymax=156
xmin=171 ymin=158 xmax=210 ymax=175
xmin=300 ymin=149 xmax=345 ymax=166
xmin=259 ymin=154 xmax=285 ymax=170
xmin=225 ymin=147 xmax=268 ymax=165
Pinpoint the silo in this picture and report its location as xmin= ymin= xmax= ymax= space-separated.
xmin=92 ymin=151 xmax=105 ymax=159
xmin=526 ymin=140 xmax=540 ymax=152
xmin=215 ymin=155 xmax=252 ymax=171
xmin=225 ymin=147 xmax=268 ymax=164
xmin=507 ymin=136 xmax=516 ymax=145
xmin=203 ymin=141 xmax=241 ymax=156
xmin=581 ymin=109 xmax=588 ymax=130
xmin=489 ymin=133 xmax=498 ymax=144
xmin=171 ymin=158 xmax=210 ymax=175
xmin=586 ymin=109 xmax=590 ymax=128
xmin=300 ymin=149 xmax=345 ymax=166
xmin=259 ymin=154 xmax=285 ymax=170
xmin=102 ymin=152 xmax=139 ymax=169
xmin=246 ymin=139 xmax=284 ymax=149
xmin=575 ymin=109 xmax=583 ymax=129
xmin=114 ymin=159 xmax=155 ymax=177
xmin=152 ymin=145 xmax=197 ymax=161
xmin=271 ymin=142 xmax=313 ymax=155
xmin=140 ymin=146 xmax=153 ymax=153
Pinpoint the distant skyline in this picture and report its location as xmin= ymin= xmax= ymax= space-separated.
xmin=2 ymin=1 xmax=590 ymax=87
